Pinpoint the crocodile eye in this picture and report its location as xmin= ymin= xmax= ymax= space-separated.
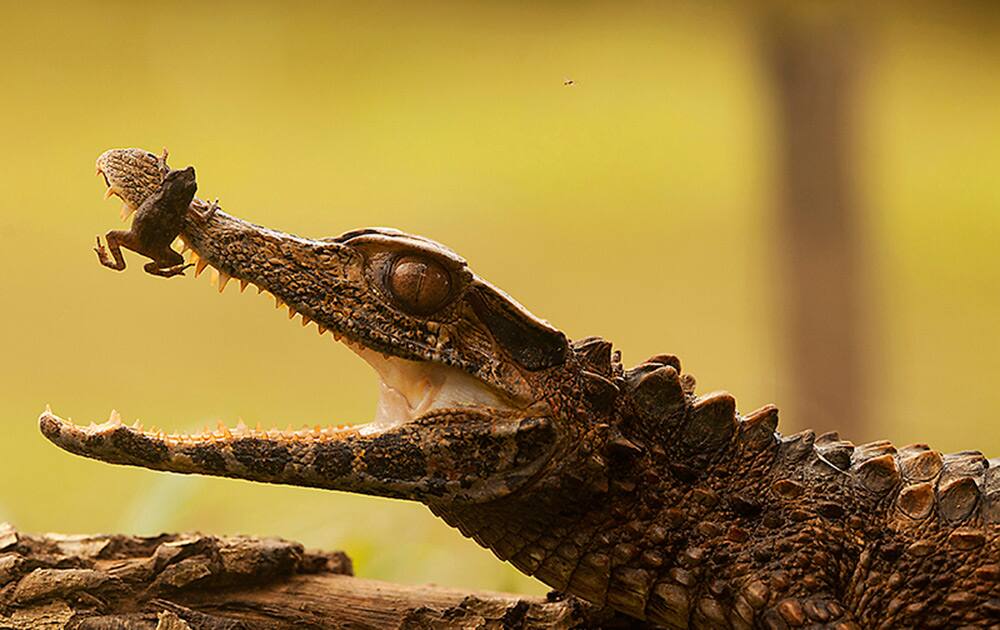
xmin=387 ymin=255 xmax=452 ymax=315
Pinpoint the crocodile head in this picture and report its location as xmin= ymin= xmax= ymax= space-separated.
xmin=43 ymin=149 xmax=603 ymax=504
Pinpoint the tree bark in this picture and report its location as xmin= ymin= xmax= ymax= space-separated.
xmin=0 ymin=523 xmax=618 ymax=630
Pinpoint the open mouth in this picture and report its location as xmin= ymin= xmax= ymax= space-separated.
xmin=41 ymin=331 xmax=526 ymax=446
xmin=41 ymin=167 xmax=537 ymax=452
xmin=173 ymin=232 xmax=534 ymax=439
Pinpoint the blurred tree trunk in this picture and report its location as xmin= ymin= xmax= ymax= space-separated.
xmin=761 ymin=10 xmax=870 ymax=441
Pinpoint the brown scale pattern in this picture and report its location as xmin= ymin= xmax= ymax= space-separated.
xmin=436 ymin=348 xmax=999 ymax=628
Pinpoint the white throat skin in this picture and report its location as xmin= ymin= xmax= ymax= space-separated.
xmin=348 ymin=345 xmax=520 ymax=435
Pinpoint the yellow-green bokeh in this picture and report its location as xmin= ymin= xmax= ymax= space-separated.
xmin=0 ymin=2 xmax=997 ymax=594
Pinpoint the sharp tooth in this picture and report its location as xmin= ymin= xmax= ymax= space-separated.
xmin=288 ymin=308 xmax=296 ymax=320
xmin=104 ymin=186 xmax=116 ymax=200
xmin=275 ymin=296 xmax=284 ymax=309
xmin=188 ymin=250 xmax=200 ymax=264
xmin=256 ymin=285 xmax=264 ymax=295
xmin=317 ymin=325 xmax=327 ymax=335
xmin=120 ymin=205 xmax=135 ymax=222
xmin=195 ymin=258 xmax=209 ymax=277
xmin=235 ymin=420 xmax=248 ymax=435
xmin=301 ymin=315 xmax=311 ymax=327
xmin=239 ymin=279 xmax=249 ymax=293
xmin=109 ymin=409 xmax=122 ymax=426
xmin=45 ymin=403 xmax=53 ymax=414
xmin=132 ymin=420 xmax=142 ymax=430
xmin=218 ymin=272 xmax=231 ymax=293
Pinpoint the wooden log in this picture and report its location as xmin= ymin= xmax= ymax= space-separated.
xmin=0 ymin=523 xmax=622 ymax=629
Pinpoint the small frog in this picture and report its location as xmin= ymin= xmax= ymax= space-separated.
xmin=94 ymin=167 xmax=198 ymax=278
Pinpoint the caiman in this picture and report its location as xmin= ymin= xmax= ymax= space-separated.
xmin=40 ymin=148 xmax=1000 ymax=629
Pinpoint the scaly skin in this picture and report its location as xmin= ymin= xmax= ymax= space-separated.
xmin=40 ymin=149 xmax=1000 ymax=629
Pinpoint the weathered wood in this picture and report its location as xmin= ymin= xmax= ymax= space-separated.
xmin=0 ymin=523 xmax=619 ymax=629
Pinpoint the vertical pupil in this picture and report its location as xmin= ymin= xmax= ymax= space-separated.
xmin=389 ymin=256 xmax=450 ymax=314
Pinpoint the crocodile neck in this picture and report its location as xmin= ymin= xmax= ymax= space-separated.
xmin=433 ymin=402 xmax=876 ymax=627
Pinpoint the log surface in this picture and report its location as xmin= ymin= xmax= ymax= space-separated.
xmin=0 ymin=523 xmax=617 ymax=629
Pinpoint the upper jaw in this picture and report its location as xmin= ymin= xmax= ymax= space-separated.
xmin=93 ymin=147 xmax=566 ymax=404
xmin=92 ymin=149 xmax=559 ymax=432
xmin=176 ymin=206 xmax=538 ymax=404
xmin=174 ymin=206 xmax=538 ymax=433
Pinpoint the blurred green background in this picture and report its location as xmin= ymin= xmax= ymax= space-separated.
xmin=1 ymin=1 xmax=998 ymax=595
